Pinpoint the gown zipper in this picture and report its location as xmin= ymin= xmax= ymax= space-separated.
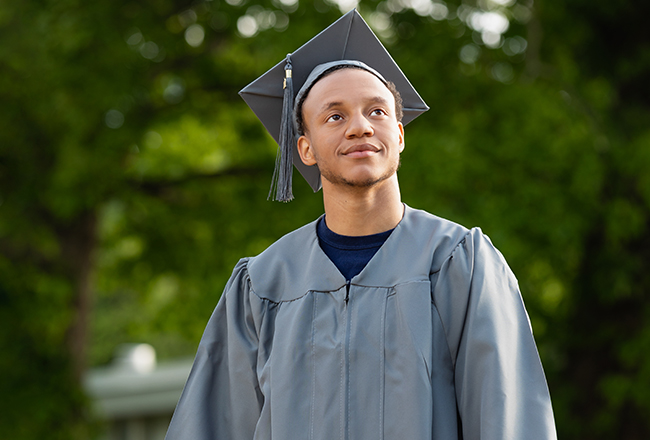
xmin=342 ymin=279 xmax=352 ymax=440
xmin=345 ymin=280 xmax=351 ymax=304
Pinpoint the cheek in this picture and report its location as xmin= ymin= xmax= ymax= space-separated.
xmin=396 ymin=125 xmax=405 ymax=152
xmin=310 ymin=143 xmax=328 ymax=162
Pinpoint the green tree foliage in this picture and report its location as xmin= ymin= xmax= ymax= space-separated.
xmin=0 ymin=0 xmax=648 ymax=438
xmin=532 ymin=1 xmax=650 ymax=437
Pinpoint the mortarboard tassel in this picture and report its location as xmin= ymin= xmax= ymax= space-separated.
xmin=269 ymin=54 xmax=295 ymax=202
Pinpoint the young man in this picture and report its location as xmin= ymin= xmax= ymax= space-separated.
xmin=165 ymin=10 xmax=556 ymax=440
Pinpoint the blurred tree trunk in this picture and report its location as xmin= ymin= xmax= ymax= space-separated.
xmin=59 ymin=211 xmax=97 ymax=380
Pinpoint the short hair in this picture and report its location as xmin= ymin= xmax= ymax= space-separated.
xmin=295 ymin=65 xmax=404 ymax=136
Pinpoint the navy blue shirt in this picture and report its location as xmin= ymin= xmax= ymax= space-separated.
xmin=317 ymin=217 xmax=394 ymax=281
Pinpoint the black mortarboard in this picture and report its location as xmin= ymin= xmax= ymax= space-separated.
xmin=239 ymin=9 xmax=429 ymax=202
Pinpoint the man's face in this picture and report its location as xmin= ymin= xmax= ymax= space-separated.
xmin=296 ymin=68 xmax=404 ymax=189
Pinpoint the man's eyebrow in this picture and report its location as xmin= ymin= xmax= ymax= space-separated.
xmin=318 ymin=101 xmax=343 ymax=114
xmin=367 ymin=96 xmax=390 ymax=105
xmin=318 ymin=96 xmax=390 ymax=114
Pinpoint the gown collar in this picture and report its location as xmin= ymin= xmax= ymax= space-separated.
xmin=247 ymin=204 xmax=469 ymax=301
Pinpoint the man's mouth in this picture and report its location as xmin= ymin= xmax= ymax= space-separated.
xmin=343 ymin=144 xmax=379 ymax=158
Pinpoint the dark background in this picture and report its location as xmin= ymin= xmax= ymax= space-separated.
xmin=1 ymin=0 xmax=649 ymax=438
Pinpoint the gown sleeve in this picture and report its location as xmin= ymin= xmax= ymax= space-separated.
xmin=432 ymin=228 xmax=557 ymax=440
xmin=165 ymin=258 xmax=264 ymax=440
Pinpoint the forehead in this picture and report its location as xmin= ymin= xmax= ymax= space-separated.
xmin=304 ymin=68 xmax=393 ymax=109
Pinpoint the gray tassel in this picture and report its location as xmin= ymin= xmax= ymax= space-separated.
xmin=269 ymin=54 xmax=295 ymax=202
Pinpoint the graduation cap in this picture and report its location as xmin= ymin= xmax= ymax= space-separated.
xmin=239 ymin=9 xmax=429 ymax=202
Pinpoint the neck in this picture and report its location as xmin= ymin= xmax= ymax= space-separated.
xmin=321 ymin=174 xmax=404 ymax=236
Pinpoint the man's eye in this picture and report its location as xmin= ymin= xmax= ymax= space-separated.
xmin=327 ymin=114 xmax=342 ymax=122
xmin=371 ymin=109 xmax=386 ymax=116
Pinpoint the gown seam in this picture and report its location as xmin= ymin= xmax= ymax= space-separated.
xmin=347 ymin=293 xmax=353 ymax=440
xmin=310 ymin=294 xmax=318 ymax=440
xmin=429 ymin=231 xmax=473 ymax=368
xmin=249 ymin=281 xmax=436 ymax=302
xmin=429 ymin=230 xmax=472 ymax=275
xmin=431 ymin=300 xmax=457 ymax=370
xmin=378 ymin=291 xmax=388 ymax=440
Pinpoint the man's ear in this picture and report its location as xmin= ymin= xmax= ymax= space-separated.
xmin=297 ymin=135 xmax=317 ymax=166
xmin=397 ymin=122 xmax=405 ymax=153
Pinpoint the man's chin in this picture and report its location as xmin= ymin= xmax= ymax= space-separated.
xmin=322 ymin=171 xmax=395 ymax=189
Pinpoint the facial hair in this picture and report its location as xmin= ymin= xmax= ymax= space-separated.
xmin=315 ymin=151 xmax=402 ymax=188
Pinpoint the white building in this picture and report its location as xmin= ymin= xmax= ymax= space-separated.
xmin=84 ymin=344 xmax=192 ymax=440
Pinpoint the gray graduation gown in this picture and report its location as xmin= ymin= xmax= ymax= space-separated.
xmin=165 ymin=205 xmax=557 ymax=440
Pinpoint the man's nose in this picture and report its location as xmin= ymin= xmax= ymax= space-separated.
xmin=345 ymin=112 xmax=374 ymax=138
